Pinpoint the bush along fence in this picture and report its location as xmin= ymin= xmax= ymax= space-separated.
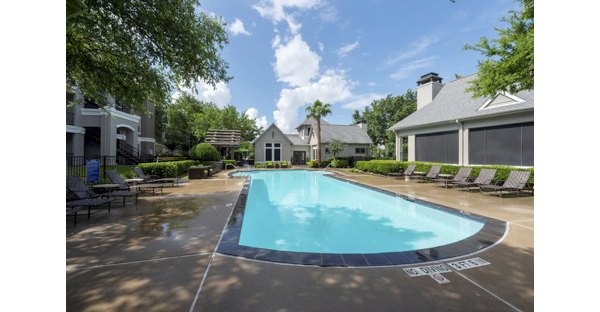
xmin=354 ymin=160 xmax=534 ymax=187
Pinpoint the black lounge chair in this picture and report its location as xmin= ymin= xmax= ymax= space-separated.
xmin=479 ymin=170 xmax=531 ymax=196
xmin=433 ymin=167 xmax=473 ymax=188
xmin=135 ymin=167 xmax=178 ymax=186
xmin=388 ymin=164 xmax=416 ymax=177
xmin=67 ymin=175 xmax=137 ymax=207
xmin=417 ymin=165 xmax=441 ymax=183
xmin=453 ymin=168 xmax=497 ymax=190
xmin=66 ymin=176 xmax=113 ymax=224
xmin=106 ymin=170 xmax=165 ymax=195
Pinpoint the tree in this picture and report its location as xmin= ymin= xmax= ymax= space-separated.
xmin=305 ymin=100 xmax=332 ymax=165
xmin=165 ymin=94 xmax=206 ymax=152
xmin=67 ymin=0 xmax=231 ymax=112
xmin=358 ymin=90 xmax=416 ymax=158
xmin=165 ymin=94 xmax=262 ymax=153
xmin=464 ymin=0 xmax=534 ymax=98
xmin=327 ymin=139 xmax=345 ymax=160
xmin=352 ymin=110 xmax=362 ymax=124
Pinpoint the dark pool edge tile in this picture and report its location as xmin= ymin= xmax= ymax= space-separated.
xmin=217 ymin=171 xmax=508 ymax=267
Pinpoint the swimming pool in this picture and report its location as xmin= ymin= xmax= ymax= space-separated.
xmin=218 ymin=170 xmax=506 ymax=267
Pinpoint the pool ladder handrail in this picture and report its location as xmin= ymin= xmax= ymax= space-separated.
xmin=225 ymin=163 xmax=239 ymax=175
xmin=322 ymin=162 xmax=332 ymax=172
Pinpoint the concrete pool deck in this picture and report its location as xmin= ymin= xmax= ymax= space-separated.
xmin=66 ymin=168 xmax=533 ymax=311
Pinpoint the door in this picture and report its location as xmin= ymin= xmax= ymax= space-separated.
xmin=293 ymin=151 xmax=306 ymax=164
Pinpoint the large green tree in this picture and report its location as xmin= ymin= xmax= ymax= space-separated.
xmin=305 ymin=100 xmax=332 ymax=165
xmin=358 ymin=90 xmax=416 ymax=158
xmin=67 ymin=0 xmax=231 ymax=112
xmin=165 ymin=95 xmax=261 ymax=152
xmin=464 ymin=0 xmax=534 ymax=98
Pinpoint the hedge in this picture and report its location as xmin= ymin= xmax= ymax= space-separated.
xmin=331 ymin=159 xmax=349 ymax=168
xmin=307 ymin=159 xmax=332 ymax=168
xmin=355 ymin=160 xmax=534 ymax=186
xmin=138 ymin=160 xmax=199 ymax=178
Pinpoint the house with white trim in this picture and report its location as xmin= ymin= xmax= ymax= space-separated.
xmin=389 ymin=72 xmax=534 ymax=166
xmin=253 ymin=117 xmax=373 ymax=164
xmin=66 ymin=90 xmax=156 ymax=160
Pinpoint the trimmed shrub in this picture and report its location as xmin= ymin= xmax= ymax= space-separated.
xmin=138 ymin=162 xmax=178 ymax=178
xmin=255 ymin=163 xmax=266 ymax=168
xmin=355 ymin=160 xmax=535 ymax=187
xmin=307 ymin=160 xmax=318 ymax=168
xmin=331 ymin=159 xmax=349 ymax=168
xmin=138 ymin=160 xmax=199 ymax=178
xmin=190 ymin=143 xmax=220 ymax=161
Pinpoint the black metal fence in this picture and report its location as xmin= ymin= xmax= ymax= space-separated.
xmin=66 ymin=155 xmax=158 ymax=183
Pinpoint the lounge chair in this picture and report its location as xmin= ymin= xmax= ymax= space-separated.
xmin=417 ymin=165 xmax=441 ymax=183
xmin=433 ymin=167 xmax=473 ymax=188
xmin=388 ymin=164 xmax=416 ymax=177
xmin=106 ymin=170 xmax=165 ymax=195
xmin=479 ymin=170 xmax=531 ymax=196
xmin=66 ymin=176 xmax=113 ymax=223
xmin=67 ymin=175 xmax=137 ymax=207
xmin=266 ymin=161 xmax=273 ymax=168
xmin=453 ymin=168 xmax=497 ymax=190
xmin=135 ymin=167 xmax=178 ymax=186
xmin=281 ymin=161 xmax=288 ymax=168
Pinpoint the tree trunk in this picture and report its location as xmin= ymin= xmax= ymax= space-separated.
xmin=317 ymin=119 xmax=321 ymax=164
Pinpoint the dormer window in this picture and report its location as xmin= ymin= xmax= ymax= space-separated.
xmin=479 ymin=92 xmax=525 ymax=110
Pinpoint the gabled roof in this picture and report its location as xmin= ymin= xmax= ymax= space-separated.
xmin=252 ymin=123 xmax=294 ymax=145
xmin=295 ymin=117 xmax=329 ymax=130
xmin=286 ymin=134 xmax=309 ymax=145
xmin=310 ymin=125 xmax=373 ymax=145
xmin=389 ymin=74 xmax=534 ymax=131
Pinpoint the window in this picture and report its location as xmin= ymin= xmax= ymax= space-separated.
xmin=265 ymin=142 xmax=281 ymax=161
xmin=355 ymin=148 xmax=366 ymax=154
xmin=415 ymin=131 xmax=458 ymax=163
xmin=469 ymin=122 xmax=533 ymax=166
xmin=265 ymin=143 xmax=272 ymax=161
xmin=325 ymin=148 xmax=330 ymax=154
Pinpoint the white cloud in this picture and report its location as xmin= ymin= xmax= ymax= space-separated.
xmin=253 ymin=0 xmax=321 ymax=34
xmin=318 ymin=42 xmax=324 ymax=53
xmin=341 ymin=93 xmax=387 ymax=110
xmin=337 ymin=41 xmax=359 ymax=57
xmin=389 ymin=56 xmax=438 ymax=80
xmin=228 ymin=18 xmax=251 ymax=36
xmin=367 ymin=82 xmax=377 ymax=87
xmin=173 ymin=80 xmax=232 ymax=107
xmin=273 ymin=70 xmax=354 ymax=133
xmin=384 ymin=36 xmax=439 ymax=66
xmin=273 ymin=34 xmax=320 ymax=87
xmin=318 ymin=2 xmax=338 ymax=23
xmin=245 ymin=108 xmax=269 ymax=129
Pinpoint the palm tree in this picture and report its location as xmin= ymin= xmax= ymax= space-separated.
xmin=305 ymin=99 xmax=332 ymax=165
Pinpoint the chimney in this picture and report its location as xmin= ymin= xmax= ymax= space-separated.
xmin=416 ymin=72 xmax=443 ymax=110
xmin=356 ymin=119 xmax=367 ymax=132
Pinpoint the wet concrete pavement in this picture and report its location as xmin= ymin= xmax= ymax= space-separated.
xmin=67 ymin=169 xmax=534 ymax=311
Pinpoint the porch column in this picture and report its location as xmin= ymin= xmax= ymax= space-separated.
xmin=407 ymin=135 xmax=416 ymax=161
xmin=72 ymin=133 xmax=85 ymax=157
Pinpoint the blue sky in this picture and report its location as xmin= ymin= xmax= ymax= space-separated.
xmin=182 ymin=0 xmax=522 ymax=133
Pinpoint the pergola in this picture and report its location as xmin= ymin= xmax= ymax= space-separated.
xmin=205 ymin=129 xmax=241 ymax=159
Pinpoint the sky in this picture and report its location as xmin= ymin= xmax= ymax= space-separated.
xmin=182 ymin=0 xmax=522 ymax=134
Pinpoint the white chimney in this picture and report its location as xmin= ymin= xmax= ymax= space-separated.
xmin=416 ymin=72 xmax=443 ymax=110
xmin=356 ymin=119 xmax=367 ymax=132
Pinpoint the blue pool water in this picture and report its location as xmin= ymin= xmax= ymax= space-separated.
xmin=231 ymin=170 xmax=484 ymax=254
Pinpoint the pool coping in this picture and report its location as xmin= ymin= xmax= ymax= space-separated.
xmin=218 ymin=169 xmax=506 ymax=267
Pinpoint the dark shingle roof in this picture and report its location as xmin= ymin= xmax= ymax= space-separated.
xmin=286 ymin=134 xmax=309 ymax=145
xmin=295 ymin=117 xmax=329 ymax=129
xmin=318 ymin=125 xmax=372 ymax=144
xmin=389 ymin=74 xmax=534 ymax=131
